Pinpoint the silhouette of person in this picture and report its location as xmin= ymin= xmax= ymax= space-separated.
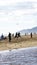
xmin=15 ymin=32 xmax=18 ymax=38
xmin=31 ymin=32 xmax=32 ymax=38
xmin=1 ymin=34 xmax=4 ymax=40
xmin=8 ymin=32 xmax=11 ymax=42
xmin=18 ymin=32 xmax=20 ymax=37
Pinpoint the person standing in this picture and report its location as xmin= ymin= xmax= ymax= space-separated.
xmin=31 ymin=32 xmax=32 ymax=38
xmin=8 ymin=32 xmax=11 ymax=42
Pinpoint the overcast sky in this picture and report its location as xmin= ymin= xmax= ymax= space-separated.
xmin=0 ymin=0 xmax=37 ymax=35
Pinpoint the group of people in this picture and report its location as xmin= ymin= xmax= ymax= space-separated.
xmin=15 ymin=32 xmax=21 ymax=38
xmin=8 ymin=32 xmax=21 ymax=42
xmin=7 ymin=32 xmax=33 ymax=42
xmin=0 ymin=32 xmax=32 ymax=42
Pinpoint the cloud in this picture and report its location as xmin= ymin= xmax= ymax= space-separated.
xmin=0 ymin=2 xmax=35 ymax=10
xmin=0 ymin=1 xmax=37 ymax=34
xmin=0 ymin=2 xmax=35 ymax=11
xmin=0 ymin=0 xmax=37 ymax=6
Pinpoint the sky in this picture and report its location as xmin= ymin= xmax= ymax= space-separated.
xmin=0 ymin=0 xmax=37 ymax=35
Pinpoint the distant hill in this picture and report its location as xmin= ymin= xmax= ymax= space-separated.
xmin=19 ymin=27 xmax=37 ymax=35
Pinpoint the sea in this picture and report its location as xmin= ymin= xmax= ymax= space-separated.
xmin=0 ymin=47 xmax=37 ymax=65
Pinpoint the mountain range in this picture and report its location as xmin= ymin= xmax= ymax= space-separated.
xmin=19 ymin=27 xmax=37 ymax=35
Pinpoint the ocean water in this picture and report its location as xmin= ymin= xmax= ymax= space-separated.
xmin=0 ymin=47 xmax=37 ymax=65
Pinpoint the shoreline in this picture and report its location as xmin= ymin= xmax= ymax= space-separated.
xmin=0 ymin=46 xmax=37 ymax=53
